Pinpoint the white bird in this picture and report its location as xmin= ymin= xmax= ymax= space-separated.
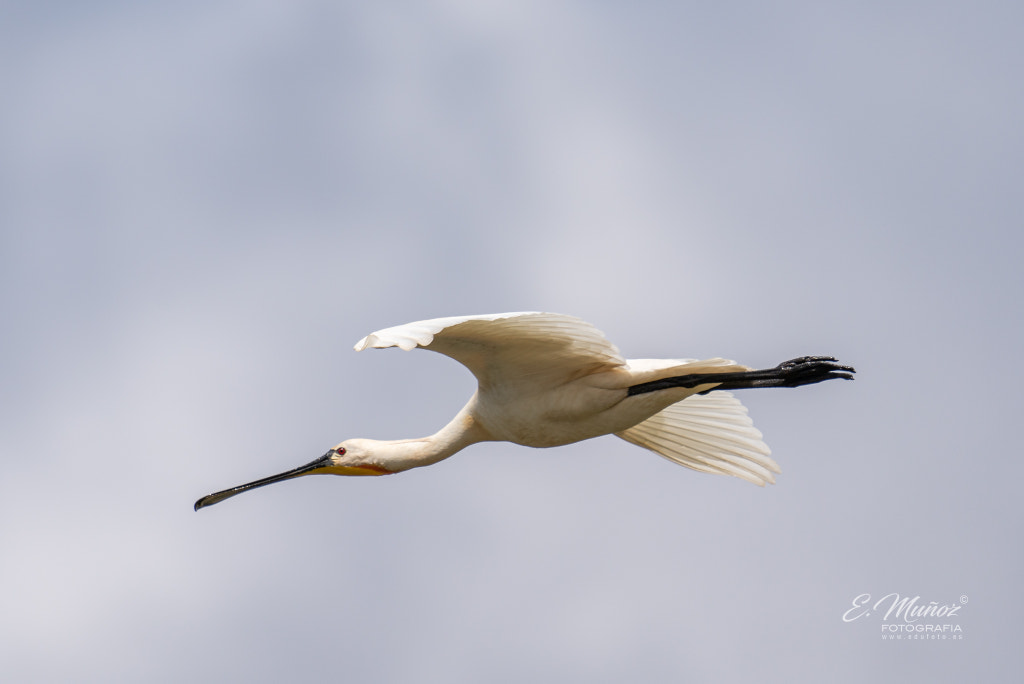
xmin=195 ymin=312 xmax=854 ymax=510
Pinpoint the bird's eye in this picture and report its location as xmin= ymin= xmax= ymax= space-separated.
xmin=335 ymin=447 xmax=346 ymax=456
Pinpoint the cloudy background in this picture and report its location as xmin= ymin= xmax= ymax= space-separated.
xmin=2 ymin=1 xmax=1020 ymax=681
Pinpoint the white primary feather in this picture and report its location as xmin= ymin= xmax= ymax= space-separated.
xmin=354 ymin=312 xmax=528 ymax=351
xmin=616 ymin=391 xmax=780 ymax=486
xmin=355 ymin=312 xmax=626 ymax=389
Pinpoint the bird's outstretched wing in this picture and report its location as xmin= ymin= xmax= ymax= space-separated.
xmin=354 ymin=312 xmax=626 ymax=388
xmin=616 ymin=392 xmax=780 ymax=486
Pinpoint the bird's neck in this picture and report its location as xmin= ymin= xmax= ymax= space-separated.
xmin=375 ymin=395 xmax=491 ymax=473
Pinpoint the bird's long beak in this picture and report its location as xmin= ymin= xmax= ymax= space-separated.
xmin=194 ymin=450 xmax=335 ymax=511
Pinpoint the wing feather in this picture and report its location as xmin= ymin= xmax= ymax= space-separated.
xmin=354 ymin=312 xmax=626 ymax=388
xmin=616 ymin=392 xmax=781 ymax=486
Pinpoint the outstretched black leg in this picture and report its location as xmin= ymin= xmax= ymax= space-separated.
xmin=626 ymin=356 xmax=856 ymax=397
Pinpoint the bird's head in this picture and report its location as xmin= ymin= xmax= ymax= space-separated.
xmin=194 ymin=440 xmax=392 ymax=511
xmin=320 ymin=439 xmax=395 ymax=476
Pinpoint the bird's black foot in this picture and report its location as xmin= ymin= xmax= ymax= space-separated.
xmin=757 ymin=356 xmax=856 ymax=388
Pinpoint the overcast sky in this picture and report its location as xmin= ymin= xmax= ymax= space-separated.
xmin=2 ymin=1 xmax=1021 ymax=681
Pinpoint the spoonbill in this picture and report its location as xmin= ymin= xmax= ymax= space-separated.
xmin=195 ymin=312 xmax=854 ymax=510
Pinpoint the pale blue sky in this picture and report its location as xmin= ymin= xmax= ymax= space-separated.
xmin=2 ymin=2 xmax=1021 ymax=681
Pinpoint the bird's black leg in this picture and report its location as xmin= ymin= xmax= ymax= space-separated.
xmin=626 ymin=356 xmax=856 ymax=397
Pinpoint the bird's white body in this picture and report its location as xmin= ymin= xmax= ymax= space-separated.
xmin=196 ymin=311 xmax=854 ymax=510
xmin=351 ymin=312 xmax=779 ymax=484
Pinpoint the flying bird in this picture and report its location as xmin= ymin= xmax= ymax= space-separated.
xmin=195 ymin=312 xmax=854 ymax=510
